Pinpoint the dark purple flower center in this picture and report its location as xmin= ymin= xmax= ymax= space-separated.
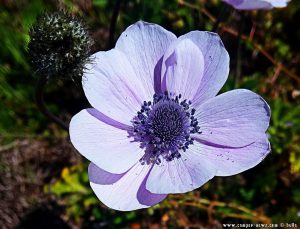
xmin=131 ymin=92 xmax=201 ymax=165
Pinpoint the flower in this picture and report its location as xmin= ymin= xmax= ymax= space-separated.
xmin=69 ymin=21 xmax=271 ymax=211
xmin=222 ymin=0 xmax=290 ymax=10
xmin=28 ymin=11 xmax=93 ymax=81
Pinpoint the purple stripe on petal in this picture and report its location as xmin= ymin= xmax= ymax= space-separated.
xmin=88 ymin=163 xmax=126 ymax=185
xmin=192 ymin=137 xmax=255 ymax=149
xmin=87 ymin=108 xmax=132 ymax=131
xmin=154 ymin=57 xmax=164 ymax=94
xmin=161 ymin=51 xmax=177 ymax=93
xmin=161 ymin=70 xmax=168 ymax=93
xmin=137 ymin=169 xmax=167 ymax=206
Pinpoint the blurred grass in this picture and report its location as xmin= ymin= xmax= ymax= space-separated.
xmin=1 ymin=0 xmax=300 ymax=228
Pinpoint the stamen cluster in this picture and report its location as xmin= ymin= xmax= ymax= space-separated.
xmin=131 ymin=92 xmax=201 ymax=165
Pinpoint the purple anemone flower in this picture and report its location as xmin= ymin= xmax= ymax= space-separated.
xmin=222 ymin=0 xmax=290 ymax=10
xmin=69 ymin=21 xmax=271 ymax=211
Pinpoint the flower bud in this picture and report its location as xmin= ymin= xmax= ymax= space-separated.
xmin=28 ymin=11 xmax=93 ymax=81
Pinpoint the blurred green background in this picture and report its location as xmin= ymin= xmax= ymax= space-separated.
xmin=0 ymin=0 xmax=300 ymax=228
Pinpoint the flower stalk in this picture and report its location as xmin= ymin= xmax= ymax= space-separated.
xmin=35 ymin=76 xmax=68 ymax=131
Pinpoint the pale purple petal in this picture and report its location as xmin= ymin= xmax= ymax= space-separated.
xmin=69 ymin=109 xmax=143 ymax=173
xmin=83 ymin=49 xmax=147 ymax=125
xmin=88 ymin=163 xmax=126 ymax=185
xmin=193 ymin=89 xmax=270 ymax=147
xmin=146 ymin=152 xmax=216 ymax=194
xmin=115 ymin=21 xmax=177 ymax=98
xmin=177 ymin=32 xmax=229 ymax=106
xmin=161 ymin=39 xmax=204 ymax=100
xmin=90 ymin=163 xmax=166 ymax=211
xmin=222 ymin=0 xmax=290 ymax=10
xmin=270 ymin=0 xmax=291 ymax=7
xmin=191 ymin=136 xmax=271 ymax=176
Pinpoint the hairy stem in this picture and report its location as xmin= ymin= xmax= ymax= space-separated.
xmin=35 ymin=76 xmax=69 ymax=131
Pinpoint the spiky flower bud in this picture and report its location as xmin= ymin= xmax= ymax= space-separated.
xmin=28 ymin=11 xmax=93 ymax=81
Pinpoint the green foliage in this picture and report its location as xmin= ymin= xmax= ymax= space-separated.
xmin=268 ymin=99 xmax=300 ymax=173
xmin=0 ymin=0 xmax=52 ymax=137
xmin=93 ymin=0 xmax=108 ymax=8
xmin=49 ymin=164 xmax=94 ymax=221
